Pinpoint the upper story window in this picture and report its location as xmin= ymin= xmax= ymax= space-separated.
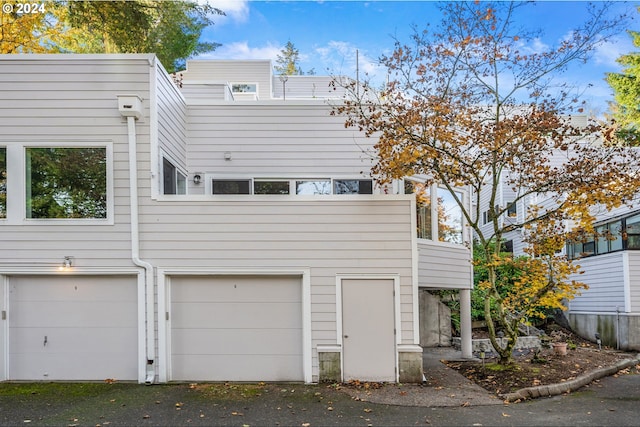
xmin=334 ymin=180 xmax=373 ymax=195
xmin=567 ymin=216 xmax=632 ymax=259
xmin=296 ymin=180 xmax=331 ymax=195
xmin=163 ymin=157 xmax=186 ymax=195
xmin=208 ymin=177 xmax=374 ymax=196
xmin=25 ymin=147 xmax=107 ymax=219
xmin=213 ymin=179 xmax=251 ymax=194
xmin=404 ymin=179 xmax=465 ymax=245
xmin=0 ymin=147 xmax=5 ymax=219
xmin=254 ymin=180 xmax=290 ymax=195
xmin=231 ymin=83 xmax=257 ymax=94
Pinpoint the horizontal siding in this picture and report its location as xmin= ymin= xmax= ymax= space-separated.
xmin=417 ymin=242 xmax=472 ymax=289
xmin=182 ymin=60 xmax=272 ymax=100
xmin=629 ymin=252 xmax=640 ymax=312
xmin=272 ymin=76 xmax=347 ymax=99
xmin=180 ymin=83 xmax=228 ymax=101
xmin=186 ymin=103 xmax=375 ymax=176
xmin=568 ymin=252 xmax=626 ymax=312
xmin=156 ymin=63 xmax=187 ymax=169
xmin=0 ymin=55 xmax=152 ymax=268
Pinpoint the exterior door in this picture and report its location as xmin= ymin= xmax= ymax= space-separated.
xmin=341 ymin=278 xmax=396 ymax=381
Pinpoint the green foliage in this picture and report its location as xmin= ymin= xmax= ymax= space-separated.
xmin=26 ymin=148 xmax=107 ymax=219
xmin=607 ymin=22 xmax=640 ymax=145
xmin=275 ymin=40 xmax=314 ymax=76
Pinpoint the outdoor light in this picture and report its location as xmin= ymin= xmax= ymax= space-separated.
xmin=193 ymin=174 xmax=202 ymax=185
xmin=59 ymin=256 xmax=72 ymax=271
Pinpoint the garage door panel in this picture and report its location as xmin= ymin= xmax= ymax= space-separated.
xmin=171 ymin=302 xmax=301 ymax=329
xmin=10 ymin=279 xmax=135 ymax=302
xmin=170 ymin=275 xmax=303 ymax=382
xmin=171 ymin=328 xmax=303 ymax=355
xmin=171 ymin=355 xmax=303 ymax=382
xmin=10 ymin=301 xmax=137 ymax=328
xmin=8 ymin=275 xmax=138 ymax=381
xmin=172 ymin=276 xmax=301 ymax=303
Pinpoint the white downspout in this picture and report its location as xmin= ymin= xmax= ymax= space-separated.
xmin=125 ymin=113 xmax=156 ymax=385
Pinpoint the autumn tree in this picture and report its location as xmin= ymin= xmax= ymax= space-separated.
xmin=607 ymin=10 xmax=640 ymax=145
xmin=334 ymin=1 xmax=640 ymax=364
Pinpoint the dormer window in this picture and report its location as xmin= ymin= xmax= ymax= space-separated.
xmin=231 ymin=83 xmax=257 ymax=94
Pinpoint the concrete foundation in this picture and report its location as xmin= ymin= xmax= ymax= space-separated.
xmin=419 ymin=290 xmax=452 ymax=347
xmin=568 ymin=312 xmax=640 ymax=351
xmin=398 ymin=348 xmax=424 ymax=383
xmin=452 ymin=336 xmax=541 ymax=354
xmin=318 ymin=351 xmax=341 ymax=383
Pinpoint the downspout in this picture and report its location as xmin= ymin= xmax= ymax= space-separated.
xmin=119 ymin=97 xmax=156 ymax=385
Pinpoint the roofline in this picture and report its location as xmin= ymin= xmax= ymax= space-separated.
xmin=0 ymin=53 xmax=156 ymax=61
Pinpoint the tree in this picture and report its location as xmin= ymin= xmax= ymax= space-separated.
xmin=275 ymin=40 xmax=315 ymax=75
xmin=607 ymin=15 xmax=640 ymax=145
xmin=0 ymin=0 xmax=223 ymax=72
xmin=334 ymin=1 xmax=640 ymax=364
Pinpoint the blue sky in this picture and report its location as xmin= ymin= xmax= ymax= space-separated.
xmin=201 ymin=1 xmax=639 ymax=114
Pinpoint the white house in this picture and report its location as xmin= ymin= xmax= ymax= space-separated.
xmin=0 ymin=54 xmax=473 ymax=384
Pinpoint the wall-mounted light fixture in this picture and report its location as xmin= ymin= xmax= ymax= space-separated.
xmin=59 ymin=256 xmax=73 ymax=271
xmin=224 ymin=152 xmax=232 ymax=161
xmin=193 ymin=173 xmax=202 ymax=185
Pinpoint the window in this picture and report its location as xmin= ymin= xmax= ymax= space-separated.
xmin=296 ymin=180 xmax=331 ymax=195
xmin=626 ymin=215 xmax=640 ymax=249
xmin=254 ymin=180 xmax=290 ymax=195
xmin=334 ymin=180 xmax=373 ymax=195
xmin=231 ymin=83 xmax=257 ymax=93
xmin=507 ymin=202 xmax=517 ymax=217
xmin=212 ymin=179 xmax=251 ymax=194
xmin=162 ymin=157 xmax=186 ymax=195
xmin=25 ymin=147 xmax=107 ymax=219
xmin=404 ymin=180 xmax=432 ymax=239
xmin=438 ymin=188 xmax=463 ymax=244
xmin=0 ymin=147 xmax=5 ymax=219
xmin=502 ymin=240 xmax=514 ymax=254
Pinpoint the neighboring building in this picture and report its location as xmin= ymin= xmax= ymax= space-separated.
xmin=475 ymin=144 xmax=640 ymax=351
xmin=0 ymin=54 xmax=474 ymax=384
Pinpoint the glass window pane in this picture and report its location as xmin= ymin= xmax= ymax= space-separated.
xmin=26 ymin=147 xmax=107 ymax=219
xmin=0 ymin=147 xmax=5 ymax=219
xmin=596 ymin=225 xmax=608 ymax=254
xmin=438 ymin=188 xmax=463 ymax=244
xmin=296 ymin=180 xmax=331 ymax=195
xmin=627 ymin=215 xmax=640 ymax=233
xmin=176 ymin=171 xmax=186 ymax=195
xmin=404 ymin=180 xmax=431 ymax=239
xmin=212 ymin=179 xmax=251 ymax=194
xmin=610 ymin=221 xmax=623 ymax=251
xmin=163 ymin=158 xmax=176 ymax=195
xmin=232 ymin=83 xmax=257 ymax=93
xmin=334 ymin=180 xmax=373 ymax=194
xmin=255 ymin=180 xmax=290 ymax=194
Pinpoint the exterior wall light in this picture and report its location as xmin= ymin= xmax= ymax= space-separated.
xmin=59 ymin=256 xmax=73 ymax=271
xmin=193 ymin=174 xmax=202 ymax=185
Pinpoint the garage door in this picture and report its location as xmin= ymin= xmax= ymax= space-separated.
xmin=170 ymin=275 xmax=303 ymax=382
xmin=8 ymin=275 xmax=138 ymax=381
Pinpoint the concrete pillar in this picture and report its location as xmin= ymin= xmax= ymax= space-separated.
xmin=459 ymin=288 xmax=473 ymax=358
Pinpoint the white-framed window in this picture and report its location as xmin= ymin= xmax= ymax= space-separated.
xmin=162 ymin=157 xmax=187 ymax=195
xmin=254 ymin=180 xmax=290 ymax=195
xmin=334 ymin=179 xmax=373 ymax=195
xmin=231 ymin=83 xmax=257 ymax=94
xmin=25 ymin=146 xmax=107 ymax=219
xmin=208 ymin=176 xmax=375 ymax=196
xmin=212 ymin=179 xmax=251 ymax=194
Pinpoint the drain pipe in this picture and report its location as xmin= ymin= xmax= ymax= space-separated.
xmin=119 ymin=95 xmax=156 ymax=385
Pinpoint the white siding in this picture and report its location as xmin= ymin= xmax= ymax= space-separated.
xmin=140 ymin=197 xmax=416 ymax=380
xmin=186 ymin=102 xmax=375 ymax=179
xmin=180 ymin=82 xmax=230 ymax=101
xmin=156 ymin=62 xmax=187 ymax=171
xmin=182 ymin=60 xmax=273 ymax=100
xmin=0 ymin=54 xmax=152 ymax=268
xmin=417 ymin=242 xmax=472 ymax=289
xmin=628 ymin=251 xmax=640 ymax=312
xmin=568 ymin=252 xmax=626 ymax=312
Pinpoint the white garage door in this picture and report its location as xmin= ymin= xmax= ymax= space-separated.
xmin=8 ymin=275 xmax=138 ymax=381
xmin=170 ymin=275 xmax=303 ymax=382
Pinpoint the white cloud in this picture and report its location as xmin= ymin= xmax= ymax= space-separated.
xmin=197 ymin=41 xmax=281 ymax=61
xmin=593 ymin=36 xmax=633 ymax=69
xmin=206 ymin=0 xmax=250 ymax=24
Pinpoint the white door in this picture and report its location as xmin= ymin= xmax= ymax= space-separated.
xmin=170 ymin=275 xmax=303 ymax=381
xmin=342 ymin=278 xmax=396 ymax=381
xmin=8 ymin=275 xmax=138 ymax=381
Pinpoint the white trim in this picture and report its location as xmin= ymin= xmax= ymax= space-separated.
xmin=410 ymin=196 xmax=420 ymax=344
xmin=149 ymin=61 xmax=160 ymax=199
xmin=3 ymin=141 xmax=115 ymax=226
xmin=157 ymin=267 xmax=313 ymax=384
xmin=623 ymin=251 xmax=631 ymax=313
xmin=1 ymin=275 xmax=7 ymax=381
xmin=336 ymin=274 xmax=401 ymax=382
xmin=154 ymin=194 xmax=411 ymax=203
xmin=160 ymin=150 xmax=188 ymax=195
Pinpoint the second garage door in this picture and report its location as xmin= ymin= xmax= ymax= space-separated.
xmin=170 ymin=275 xmax=303 ymax=382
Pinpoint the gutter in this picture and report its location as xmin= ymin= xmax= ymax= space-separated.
xmin=118 ymin=95 xmax=156 ymax=385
